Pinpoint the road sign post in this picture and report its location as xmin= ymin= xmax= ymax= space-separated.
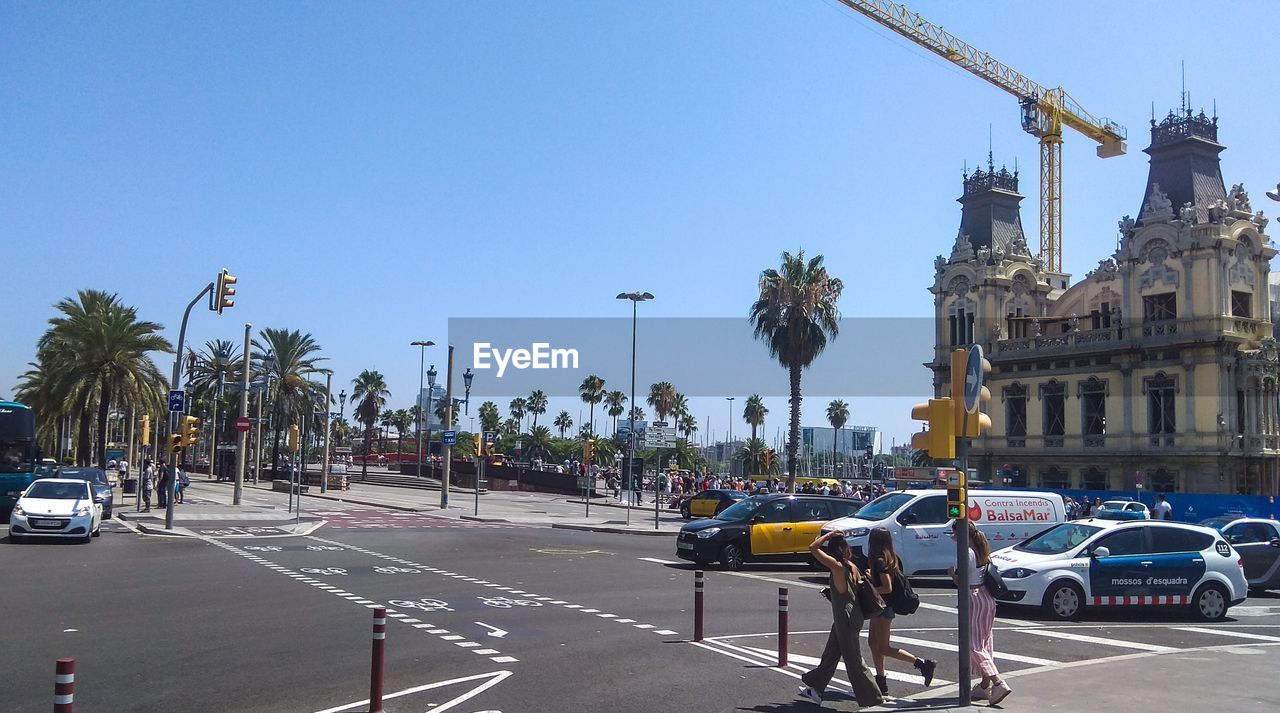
xmin=442 ymin=430 xmax=457 ymax=446
xmin=235 ymin=417 xmax=251 ymax=433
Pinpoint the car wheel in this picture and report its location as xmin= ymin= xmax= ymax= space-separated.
xmin=1042 ymin=580 xmax=1085 ymax=621
xmin=721 ymin=543 xmax=745 ymax=571
xmin=680 ymin=504 xmax=691 ymax=520
xmin=92 ymin=524 xmax=101 ymax=538
xmin=104 ymin=505 xmax=113 ymax=519
xmin=1191 ymin=582 xmax=1229 ymax=621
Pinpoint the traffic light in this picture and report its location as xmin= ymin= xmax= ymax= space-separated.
xmin=473 ymin=433 xmax=483 ymax=456
xmin=182 ymin=416 xmax=200 ymax=448
xmin=140 ymin=415 xmax=151 ymax=446
xmin=288 ymin=424 xmax=300 ymax=453
xmin=169 ymin=433 xmax=183 ymax=453
xmin=761 ymin=448 xmax=776 ymax=472
xmin=582 ymin=438 xmax=595 ymax=462
xmin=214 ymin=268 xmax=237 ymax=314
xmin=950 ymin=347 xmax=992 ymax=438
xmin=910 ymin=397 xmax=956 ymax=460
xmin=947 ymin=470 xmax=968 ymax=520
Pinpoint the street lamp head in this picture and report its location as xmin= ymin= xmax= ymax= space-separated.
xmin=463 ymin=367 xmax=474 ymax=392
xmin=1268 ymin=183 xmax=1280 ymax=202
xmin=616 ymin=291 xmax=655 ymax=302
xmin=411 ymin=340 xmax=436 ymax=347
xmin=338 ymin=389 xmax=346 ymax=403
xmin=427 ymin=365 xmax=437 ymax=388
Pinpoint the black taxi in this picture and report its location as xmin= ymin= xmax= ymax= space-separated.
xmin=676 ymin=494 xmax=861 ymax=570
xmin=680 ymin=489 xmax=748 ymax=520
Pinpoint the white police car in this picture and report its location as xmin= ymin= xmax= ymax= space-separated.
xmin=989 ymin=515 xmax=1247 ymax=621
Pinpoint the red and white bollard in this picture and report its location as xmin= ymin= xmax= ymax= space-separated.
xmin=54 ymin=658 xmax=75 ymax=713
xmin=693 ymin=570 xmax=705 ymax=642
xmin=777 ymin=587 xmax=789 ymax=667
xmin=370 ymin=607 xmax=386 ymax=713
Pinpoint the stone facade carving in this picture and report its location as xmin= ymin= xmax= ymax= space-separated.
xmin=1011 ymin=273 xmax=1032 ymax=296
xmin=1229 ymin=183 xmax=1251 ymax=212
xmin=1141 ymin=183 xmax=1174 ymax=224
xmin=946 ymin=275 xmax=972 ymax=297
xmin=1139 ymin=263 xmax=1180 ymax=290
xmin=1009 ymin=233 xmax=1031 ymax=257
xmin=1230 ymin=257 xmax=1256 ymax=287
xmin=1087 ymin=258 xmax=1119 ymax=281
xmin=1179 ymin=202 xmax=1197 ymax=225
xmin=950 ymin=231 xmax=975 ymax=262
xmin=1140 ymin=238 xmax=1171 ymax=265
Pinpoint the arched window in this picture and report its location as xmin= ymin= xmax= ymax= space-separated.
xmin=948 ymin=299 xmax=976 ymax=346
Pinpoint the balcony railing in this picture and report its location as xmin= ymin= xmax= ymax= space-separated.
xmin=992 ymin=316 xmax=1270 ymax=356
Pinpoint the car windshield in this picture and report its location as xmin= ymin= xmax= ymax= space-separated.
xmin=850 ymin=492 xmax=915 ymax=522
xmin=56 ymin=469 xmax=109 ymax=486
xmin=717 ymin=498 xmax=763 ymax=521
xmin=25 ymin=481 xmax=88 ymax=500
xmin=1014 ymin=523 xmax=1103 ymax=554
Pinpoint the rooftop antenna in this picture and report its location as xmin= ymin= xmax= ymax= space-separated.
xmin=1181 ymin=61 xmax=1188 ymax=114
xmin=988 ymin=124 xmax=994 ymax=172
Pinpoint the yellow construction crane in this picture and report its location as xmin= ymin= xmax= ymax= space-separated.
xmin=837 ymin=0 xmax=1126 ymax=273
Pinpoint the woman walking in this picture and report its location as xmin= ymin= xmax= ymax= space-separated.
xmin=865 ymin=527 xmax=936 ymax=696
xmin=951 ymin=519 xmax=1011 ymax=705
xmin=797 ymin=531 xmax=884 ymax=709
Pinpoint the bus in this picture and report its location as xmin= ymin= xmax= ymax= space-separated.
xmin=1 ymin=401 xmax=40 ymax=514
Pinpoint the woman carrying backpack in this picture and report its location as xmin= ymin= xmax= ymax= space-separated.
xmin=865 ymin=527 xmax=936 ymax=696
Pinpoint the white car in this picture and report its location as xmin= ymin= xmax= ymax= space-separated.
xmin=8 ymin=478 xmax=102 ymax=543
xmin=1099 ymin=499 xmax=1150 ymax=519
xmin=990 ymin=516 xmax=1247 ymax=621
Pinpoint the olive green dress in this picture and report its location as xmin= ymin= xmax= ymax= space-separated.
xmin=800 ymin=562 xmax=885 ymax=707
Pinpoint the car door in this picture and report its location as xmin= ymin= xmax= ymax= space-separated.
xmin=749 ymin=499 xmax=794 ymax=556
xmin=1224 ymin=522 xmax=1280 ymax=585
xmin=896 ymin=495 xmax=952 ymax=574
xmin=790 ymin=498 xmax=834 ymax=553
xmin=1087 ymin=527 xmax=1151 ymax=600
xmin=1147 ymin=527 xmax=1214 ymax=599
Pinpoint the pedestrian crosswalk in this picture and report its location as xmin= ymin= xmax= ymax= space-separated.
xmin=320 ymin=510 xmax=531 ymax=530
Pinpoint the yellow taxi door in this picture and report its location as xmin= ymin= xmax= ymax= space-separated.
xmin=749 ymin=500 xmax=795 ymax=556
xmin=691 ymin=494 xmax=716 ymax=518
xmin=790 ymin=498 xmax=834 ymax=553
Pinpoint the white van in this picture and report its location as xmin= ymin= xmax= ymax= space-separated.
xmin=823 ymin=489 xmax=1067 ymax=577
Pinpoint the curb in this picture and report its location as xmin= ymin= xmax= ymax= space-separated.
xmin=459 ymin=515 xmax=516 ymax=524
xmin=297 ymin=491 xmax=429 ymax=513
xmin=551 ymin=523 xmax=678 ymax=537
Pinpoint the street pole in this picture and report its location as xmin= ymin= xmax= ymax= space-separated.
xmin=727 ymin=397 xmax=734 ymax=476
xmin=627 ymin=300 xmax=636 ymax=525
xmin=416 ymin=346 xmax=425 ymax=478
xmin=253 ymin=376 xmax=266 ymax=484
xmin=956 ymin=408 xmax=971 ymax=707
xmin=165 ymin=282 xmax=214 ymax=530
xmin=234 ymin=322 xmax=251 ymax=505
xmin=440 ymin=345 xmax=455 ymax=509
xmin=321 ymin=373 xmax=332 ymax=494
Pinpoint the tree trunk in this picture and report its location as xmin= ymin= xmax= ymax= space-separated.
xmin=751 ymin=422 xmax=758 ymax=441
xmin=362 ymin=424 xmax=371 ymax=481
xmin=588 ymin=403 xmax=595 ymax=436
xmin=832 ymin=426 xmax=839 ymax=479
xmin=95 ymin=376 xmax=113 ymax=469
xmin=786 ymin=365 xmax=801 ymax=492
xmin=76 ymin=398 xmax=92 ymax=466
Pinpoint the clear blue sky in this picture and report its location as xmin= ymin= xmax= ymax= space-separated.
xmin=3 ymin=1 xmax=1278 ymax=448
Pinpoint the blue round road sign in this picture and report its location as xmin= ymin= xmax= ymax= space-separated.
xmin=964 ymin=345 xmax=985 ymax=414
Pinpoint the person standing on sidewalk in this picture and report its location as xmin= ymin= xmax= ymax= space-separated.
xmin=797 ymin=531 xmax=884 ymax=708
xmin=140 ymin=459 xmax=154 ymax=512
xmin=950 ymin=519 xmax=1011 ymax=705
xmin=157 ymin=462 xmax=171 ymax=508
xmin=865 ymin=527 xmax=936 ymax=696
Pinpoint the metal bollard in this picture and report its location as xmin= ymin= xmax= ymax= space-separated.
xmin=54 ymin=658 xmax=75 ymax=713
xmin=777 ymin=587 xmax=789 ymax=667
xmin=370 ymin=607 xmax=386 ymax=713
xmin=694 ymin=570 xmax=705 ymax=642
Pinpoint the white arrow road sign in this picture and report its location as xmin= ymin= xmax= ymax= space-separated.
xmin=475 ymin=622 xmax=508 ymax=638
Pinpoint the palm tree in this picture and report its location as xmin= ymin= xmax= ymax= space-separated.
xmin=553 ymin=410 xmax=573 ymax=438
xmin=750 ymin=250 xmax=843 ymax=490
xmin=578 ymin=375 xmax=605 ymax=435
xmin=525 ymin=425 xmax=553 ymax=460
xmin=743 ymin=394 xmax=768 ymax=441
xmin=509 ymin=397 xmax=527 ymax=432
xmin=526 ymin=390 xmax=548 ymax=429
xmin=188 ymin=339 xmax=242 ymax=474
xmin=391 ymin=409 xmax=413 ymax=453
xmin=330 ymin=418 xmax=352 ymax=448
xmin=36 ymin=290 xmax=172 ymax=467
xmin=826 ymin=399 xmax=849 ymax=478
xmin=678 ymin=413 xmax=698 ymax=441
xmin=379 ymin=409 xmax=396 ymax=450
xmin=628 ymin=405 xmax=645 ymax=422
xmin=501 ymin=417 xmax=520 ymax=435
xmin=647 ymin=381 xmax=678 ymax=423
xmin=478 ymin=401 xmax=501 ymax=433
xmin=349 ymin=370 xmax=390 ymax=481
xmin=253 ymin=327 xmax=328 ymax=475
xmin=604 ymin=390 xmax=627 ymax=434
xmin=735 ymin=437 xmax=768 ymax=474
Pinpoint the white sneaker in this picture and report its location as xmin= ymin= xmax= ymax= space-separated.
xmin=971 ymin=684 xmax=990 ymax=701
xmin=989 ymin=681 xmax=1013 ymax=705
xmin=797 ymin=686 xmax=823 ymax=705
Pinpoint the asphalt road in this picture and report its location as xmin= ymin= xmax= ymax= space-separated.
xmin=4 ymin=512 xmax=1280 ymax=712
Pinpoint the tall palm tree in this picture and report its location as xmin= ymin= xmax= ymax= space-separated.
xmin=36 ymin=289 xmax=171 ymax=467
xmin=628 ymin=405 xmax=645 ymax=422
xmin=501 ymin=417 xmax=520 ymax=435
xmin=647 ymin=381 xmax=678 ymax=423
xmin=252 ymin=327 xmax=328 ymax=475
xmin=509 ymin=397 xmax=527 ymax=432
xmin=826 ymin=399 xmax=849 ymax=477
xmin=391 ymin=409 xmax=413 ymax=453
xmin=750 ymin=250 xmax=843 ymax=490
xmin=604 ymin=390 xmax=627 ymax=434
xmin=743 ymin=394 xmax=768 ymax=441
xmin=379 ymin=409 xmax=396 ymax=450
xmin=525 ymin=425 xmax=553 ymax=460
xmin=188 ymin=339 xmax=242 ymax=474
xmin=578 ymin=375 xmax=605 ymax=435
xmin=349 ymin=370 xmax=390 ymax=481
xmin=553 ymin=410 xmax=573 ymax=438
xmin=478 ymin=401 xmax=501 ymax=433
xmin=678 ymin=413 xmax=698 ymax=441
xmin=735 ymin=437 xmax=768 ymax=474
xmin=526 ymin=390 xmax=548 ymax=430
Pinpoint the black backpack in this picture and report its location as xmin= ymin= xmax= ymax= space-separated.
xmin=890 ymin=567 xmax=920 ymax=615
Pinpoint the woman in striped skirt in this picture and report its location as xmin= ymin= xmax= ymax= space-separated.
xmin=950 ymin=519 xmax=1011 ymax=705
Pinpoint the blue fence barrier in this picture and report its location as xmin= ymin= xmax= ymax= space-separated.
xmin=1053 ymin=489 xmax=1280 ymax=523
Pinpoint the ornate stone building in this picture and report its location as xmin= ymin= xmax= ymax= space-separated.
xmin=928 ymin=109 xmax=1277 ymax=495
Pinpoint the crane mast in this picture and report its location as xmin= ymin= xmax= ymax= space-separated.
xmin=837 ymin=0 xmax=1126 ymax=273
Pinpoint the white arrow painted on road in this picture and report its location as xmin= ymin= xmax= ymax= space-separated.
xmin=475 ymin=622 xmax=508 ymax=638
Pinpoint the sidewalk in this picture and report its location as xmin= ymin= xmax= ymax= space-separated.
xmin=114 ymin=481 xmax=322 ymax=537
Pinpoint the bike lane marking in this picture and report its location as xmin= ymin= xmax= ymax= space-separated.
xmin=306 ymin=535 xmax=682 ymax=637
xmin=203 ymin=537 xmax=520 ymax=664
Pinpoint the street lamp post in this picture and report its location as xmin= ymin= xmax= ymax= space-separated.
xmin=411 ymin=341 xmax=436 ymax=478
xmin=726 ymin=396 xmax=735 ymax=475
xmin=616 ymin=290 xmax=654 ymax=526
xmin=463 ymin=368 xmax=474 ymax=414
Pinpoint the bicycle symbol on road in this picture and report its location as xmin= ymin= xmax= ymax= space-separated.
xmin=243 ymin=545 xmax=282 ymax=552
xmin=479 ymin=596 xmax=542 ymax=609
xmin=373 ymin=566 xmax=420 ymax=574
xmin=388 ymin=598 xmax=452 ymax=612
xmin=300 ymin=567 xmax=348 ymax=576
xmin=306 ymin=545 xmax=344 ymax=551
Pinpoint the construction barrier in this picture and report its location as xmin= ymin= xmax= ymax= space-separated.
xmin=370 ymin=607 xmax=386 ymax=713
xmin=777 ymin=587 xmax=789 ymax=667
xmin=693 ymin=570 xmax=705 ymax=642
xmin=54 ymin=658 xmax=75 ymax=713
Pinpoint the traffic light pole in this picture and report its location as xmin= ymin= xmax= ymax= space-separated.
xmin=234 ymin=322 xmax=251 ymax=505
xmin=440 ymin=345 xmax=455 ymax=510
xmin=956 ymin=410 xmax=971 ymax=707
xmin=166 ymin=282 xmax=214 ymax=530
